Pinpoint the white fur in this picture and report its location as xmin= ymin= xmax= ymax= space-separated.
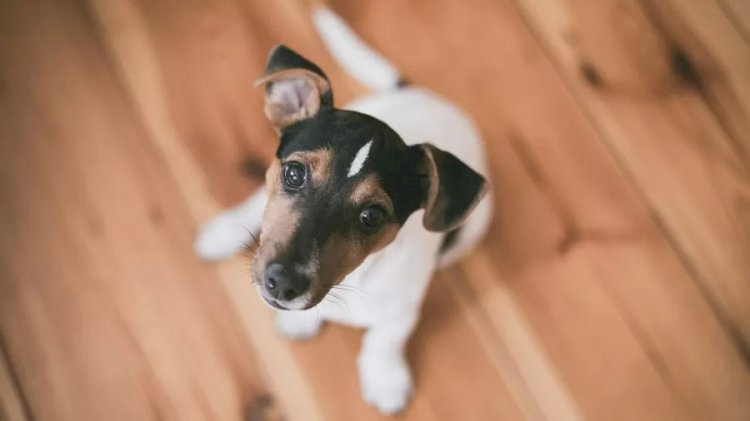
xmin=276 ymin=308 xmax=323 ymax=340
xmin=195 ymin=7 xmax=492 ymax=415
xmin=347 ymin=139 xmax=373 ymax=177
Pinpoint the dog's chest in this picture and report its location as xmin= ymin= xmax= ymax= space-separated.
xmin=316 ymin=274 xmax=376 ymax=327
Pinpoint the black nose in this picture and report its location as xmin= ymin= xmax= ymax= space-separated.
xmin=264 ymin=263 xmax=310 ymax=302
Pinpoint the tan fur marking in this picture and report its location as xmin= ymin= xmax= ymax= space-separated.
xmin=265 ymin=159 xmax=281 ymax=196
xmin=255 ymin=159 xmax=300 ymax=273
xmin=348 ymin=174 xmax=394 ymax=215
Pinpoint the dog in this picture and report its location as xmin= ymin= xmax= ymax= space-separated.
xmin=194 ymin=7 xmax=493 ymax=414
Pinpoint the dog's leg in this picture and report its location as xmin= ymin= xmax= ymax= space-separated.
xmin=194 ymin=188 xmax=267 ymax=261
xmin=358 ymin=312 xmax=420 ymax=414
xmin=276 ymin=309 xmax=323 ymax=340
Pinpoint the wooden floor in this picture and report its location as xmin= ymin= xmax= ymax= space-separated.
xmin=1 ymin=0 xmax=749 ymax=420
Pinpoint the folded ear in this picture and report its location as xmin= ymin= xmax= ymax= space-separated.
xmin=416 ymin=144 xmax=488 ymax=232
xmin=254 ymin=45 xmax=333 ymax=130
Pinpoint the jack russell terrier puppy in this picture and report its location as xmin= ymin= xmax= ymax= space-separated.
xmin=195 ymin=6 xmax=492 ymax=414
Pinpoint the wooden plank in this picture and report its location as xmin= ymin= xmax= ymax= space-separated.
xmin=0 ymin=343 xmax=28 ymax=421
xmin=717 ymin=0 xmax=750 ymax=42
xmin=512 ymin=0 xmax=750 ymax=354
xmin=449 ymin=263 xmax=583 ymax=421
xmin=0 ymin=0 xmax=272 ymax=419
xmin=641 ymin=0 xmax=750 ymax=159
xmin=408 ymin=272 xmax=529 ymax=420
xmin=329 ymin=0 xmax=750 ymax=419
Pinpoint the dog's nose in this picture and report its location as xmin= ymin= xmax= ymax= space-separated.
xmin=264 ymin=263 xmax=310 ymax=302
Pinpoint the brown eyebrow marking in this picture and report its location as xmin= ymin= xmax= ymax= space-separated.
xmin=348 ymin=174 xmax=394 ymax=215
xmin=285 ymin=149 xmax=332 ymax=187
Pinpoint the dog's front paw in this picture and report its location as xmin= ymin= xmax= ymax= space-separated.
xmin=358 ymin=351 xmax=413 ymax=414
xmin=276 ymin=310 xmax=323 ymax=340
xmin=194 ymin=213 xmax=252 ymax=261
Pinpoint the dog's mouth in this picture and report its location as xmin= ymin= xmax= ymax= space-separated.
xmin=254 ymin=281 xmax=323 ymax=311
xmin=260 ymin=295 xmax=291 ymax=310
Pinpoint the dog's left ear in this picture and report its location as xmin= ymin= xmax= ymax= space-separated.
xmin=415 ymin=144 xmax=488 ymax=232
xmin=255 ymin=45 xmax=333 ymax=130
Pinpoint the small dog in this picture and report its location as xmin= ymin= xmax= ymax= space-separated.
xmin=195 ymin=7 xmax=492 ymax=414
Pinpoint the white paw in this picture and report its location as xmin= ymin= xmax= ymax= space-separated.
xmin=358 ymin=351 xmax=413 ymax=414
xmin=276 ymin=310 xmax=323 ymax=340
xmin=194 ymin=213 xmax=253 ymax=261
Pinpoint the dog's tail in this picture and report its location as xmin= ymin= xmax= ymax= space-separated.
xmin=311 ymin=6 xmax=403 ymax=91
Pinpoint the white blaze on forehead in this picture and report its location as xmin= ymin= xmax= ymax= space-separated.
xmin=347 ymin=139 xmax=373 ymax=178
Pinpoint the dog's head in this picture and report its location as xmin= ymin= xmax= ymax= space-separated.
xmin=252 ymin=46 xmax=487 ymax=310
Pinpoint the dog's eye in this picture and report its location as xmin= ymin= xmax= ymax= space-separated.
xmin=359 ymin=206 xmax=385 ymax=231
xmin=283 ymin=161 xmax=307 ymax=190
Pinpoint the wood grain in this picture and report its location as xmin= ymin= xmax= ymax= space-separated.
xmin=1 ymin=0 xmax=749 ymax=420
xmin=512 ymin=0 xmax=750 ymax=354
xmin=0 ymin=0 xmax=269 ymax=419
xmin=0 ymin=341 xmax=28 ymax=421
xmin=641 ymin=0 xmax=750 ymax=159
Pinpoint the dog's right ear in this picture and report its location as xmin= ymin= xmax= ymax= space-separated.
xmin=415 ymin=144 xmax=488 ymax=232
xmin=254 ymin=45 xmax=333 ymax=131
